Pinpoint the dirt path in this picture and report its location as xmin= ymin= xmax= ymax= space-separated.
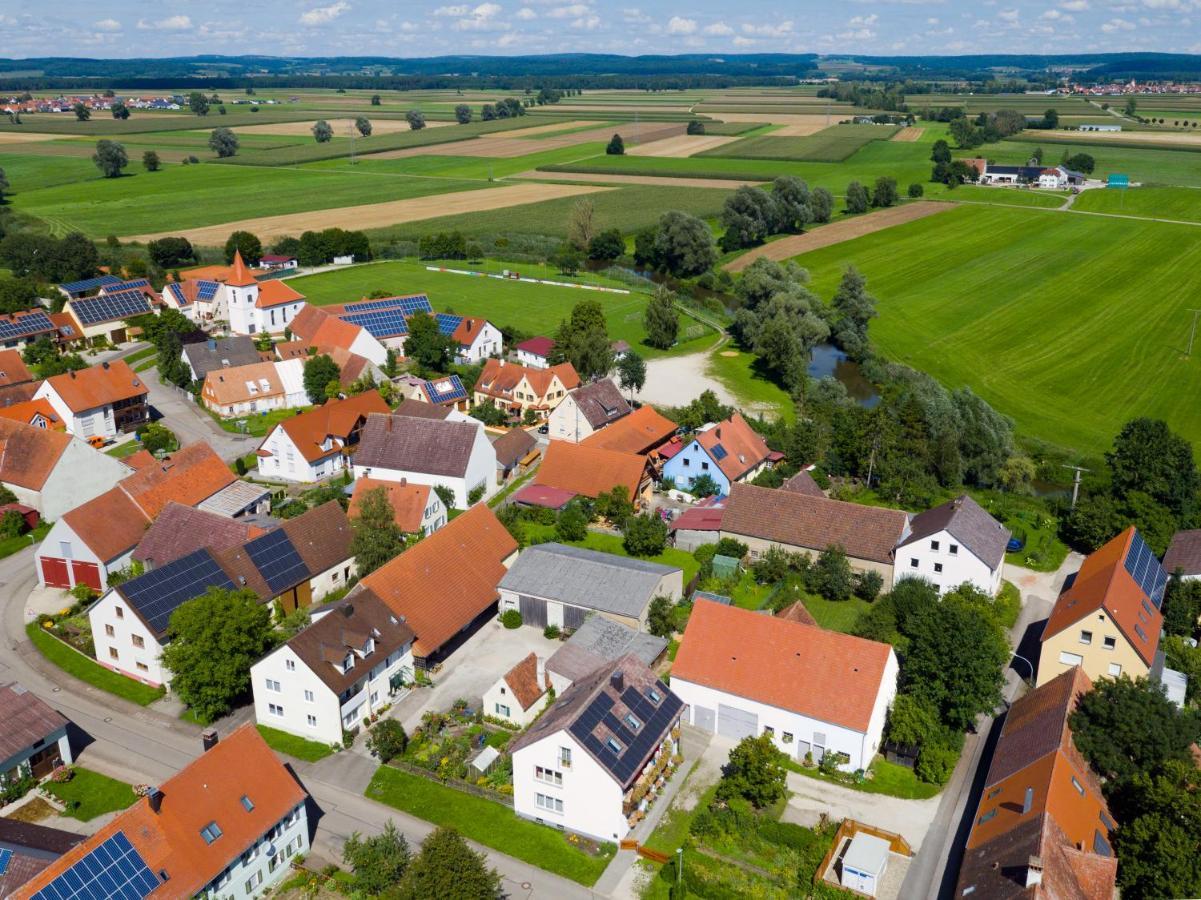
xmin=512 ymin=170 xmax=765 ymax=189
xmin=892 ymin=127 xmax=924 ymax=141
xmin=723 ymin=201 xmax=953 ymax=272
xmin=126 ymin=182 xmax=614 ymax=244
xmin=626 ymin=134 xmax=739 ymax=157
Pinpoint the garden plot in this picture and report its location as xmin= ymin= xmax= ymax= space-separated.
xmin=891 ymin=127 xmax=925 ymax=141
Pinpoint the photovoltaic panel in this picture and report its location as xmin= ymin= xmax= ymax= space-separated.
xmin=0 ymin=849 xmax=11 ymax=875
xmin=710 ymin=444 xmax=728 ymax=461
xmin=568 ymin=675 xmax=681 ymax=788
xmin=1123 ymin=530 xmax=1167 ymax=608
xmin=59 ymin=274 xmax=122 ymax=294
xmin=424 ymin=375 xmax=467 ymax=404
xmin=341 ymin=310 xmax=409 ymax=338
xmin=436 ymin=313 xmax=463 ymax=336
xmin=0 ymin=311 xmax=54 ymax=341
xmin=196 ymin=281 xmax=220 ymax=301
xmin=119 ymin=549 xmax=236 ymax=636
xmin=71 ymin=291 xmax=153 ymax=325
xmin=32 ymin=830 xmax=159 ymax=900
xmin=107 ymin=279 xmax=151 ymax=293
xmin=244 ymin=528 xmax=310 ymax=594
xmin=343 ymin=294 xmax=431 ymax=315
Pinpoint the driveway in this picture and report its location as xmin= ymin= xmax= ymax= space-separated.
xmin=781 ymin=771 xmax=940 ymax=850
xmin=141 ymin=368 xmax=259 ymax=461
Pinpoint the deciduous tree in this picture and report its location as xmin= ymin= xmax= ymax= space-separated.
xmin=567 ymin=197 xmax=596 ymax=250
xmin=622 ymin=512 xmax=667 ymax=557
xmin=188 ymin=92 xmax=209 ymax=115
xmin=454 ymin=104 xmax=472 ymax=124
xmin=354 ymin=116 xmax=372 ymax=136
xmin=720 ymin=186 xmax=776 ymax=249
xmin=845 ymin=180 xmax=870 ymax=214
xmin=141 ymin=150 xmax=160 ymax=172
xmin=1106 ymin=417 xmax=1198 ymax=521
xmin=208 ymin=127 xmax=238 ymax=157
xmin=223 ymin=230 xmax=262 ymax=264
xmin=147 ymin=236 xmax=195 ymax=269
xmin=587 ymin=228 xmax=624 ymax=261
xmin=716 ymin=734 xmax=787 ymax=808
xmin=351 ymin=487 xmax=406 ymax=577
xmin=312 ymin=119 xmax=333 ymax=143
xmin=653 ymin=210 xmax=716 ymax=277
xmin=73 ymin=102 xmax=90 ymax=121
xmin=553 ymin=299 xmax=612 ymax=379
xmin=606 ymin=133 xmax=625 ymax=155
xmin=809 ymin=187 xmax=834 ymax=223
xmin=397 ymin=827 xmax=501 ymax=900
xmin=110 ymin=101 xmax=130 ymax=120
xmin=303 ymin=354 xmax=341 ymax=405
xmin=405 ymin=311 xmax=456 ymax=374
xmin=406 ymin=109 xmax=426 ymax=131
xmin=343 ymin=822 xmax=411 ymax=896
xmin=870 ymin=176 xmax=898 ymax=208
xmin=92 ymin=140 xmax=127 ymax=178
xmin=616 ymin=350 xmax=646 ymax=399
xmin=830 ymin=266 xmax=876 ymax=362
xmin=771 ymin=175 xmax=812 ymax=233
xmin=643 ymin=285 xmax=679 ymax=350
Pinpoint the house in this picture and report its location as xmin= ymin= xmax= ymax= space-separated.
xmin=11 ymin=724 xmax=310 ymax=900
xmin=483 ymin=653 xmax=552 ymax=727
xmin=547 ymin=378 xmax=631 ymax=443
xmin=354 ymin=504 xmax=518 ymax=668
xmin=669 ymin=498 xmax=725 ymax=552
xmin=895 ymin=494 xmax=1010 ymax=595
xmin=0 ymin=349 xmax=35 ymax=389
xmin=352 ymin=412 xmax=497 ymax=508
xmin=780 ymin=469 xmax=824 ymax=497
xmin=131 ymin=502 xmax=262 ymax=571
xmin=662 ymin=414 xmax=772 ymax=495
xmin=201 ymin=359 xmax=307 ymax=418
xmin=34 ymin=360 xmax=149 ymax=439
xmin=1162 ymin=528 xmax=1201 ymax=579
xmin=0 ymin=819 xmax=84 ymax=898
xmin=88 ymin=501 xmax=354 ymax=686
xmin=545 ymin=615 xmax=668 ymax=694
xmin=526 ymin=441 xmax=650 ymax=508
xmin=225 ymin=252 xmax=306 ymax=335
xmin=250 ymin=593 xmax=415 ymax=745
xmin=0 ymin=419 xmax=129 ymax=521
xmin=509 ymin=654 xmax=684 ymax=842
xmin=181 ymin=336 xmax=265 ymax=382
xmin=256 ymin=392 xmax=389 ymax=483
xmin=288 ymin=303 xmax=389 ymax=366
xmin=62 ymin=284 xmax=158 ymax=344
xmin=580 ymin=405 xmax=678 ymax=457
xmin=499 ymin=542 xmax=682 ymax=632
xmin=0 ymin=397 xmax=60 ymax=433
xmin=492 ymin=427 xmax=538 ymax=481
xmin=57 ymin=274 xmax=123 ymax=300
xmin=955 ymin=668 xmax=1117 ymax=899
xmin=36 ymin=442 xmax=235 ymax=590
xmin=0 ymin=682 xmax=73 ymax=786
xmin=720 ymin=483 xmax=910 ymax=588
xmin=1037 ymin=527 xmax=1165 ymax=687
xmin=348 ymin=476 xmax=446 ymax=536
xmin=162 ymin=278 xmax=227 ymax=324
xmin=0 ymin=309 xmax=63 ymax=350
xmin=444 ymin=314 xmax=502 ymax=364
xmin=473 ymin=359 xmax=580 ymax=420
xmin=515 ymin=336 xmax=555 ymax=369
xmin=260 ymin=254 xmax=299 ymax=270
xmin=670 ymin=599 xmax=898 ymax=772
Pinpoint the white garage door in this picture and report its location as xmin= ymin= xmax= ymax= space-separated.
xmin=692 ymin=705 xmax=715 ymax=733
xmin=718 ymin=703 xmax=758 ymax=740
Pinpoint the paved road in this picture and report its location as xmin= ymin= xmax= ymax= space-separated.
xmin=140 ymin=367 xmax=259 ymax=461
xmin=0 ymin=547 xmax=598 ymax=899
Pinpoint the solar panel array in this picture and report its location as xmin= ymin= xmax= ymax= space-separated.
xmin=568 ymin=676 xmax=682 ymax=787
xmin=31 ymin=831 xmax=159 ymax=900
xmin=60 ymin=274 xmax=122 ymax=294
xmin=1123 ymin=530 xmax=1168 ymax=609
xmin=106 ymin=279 xmax=151 ymax=293
xmin=341 ymin=310 xmax=409 ymax=338
xmin=244 ymin=528 xmax=310 ymax=594
xmin=71 ymin=290 xmax=153 ymax=325
xmin=710 ymin=443 xmax=728 ymax=461
xmin=436 ymin=313 xmax=463 ymax=336
xmin=0 ymin=310 xmax=54 ymax=342
xmin=196 ymin=281 xmax=220 ymax=301
xmin=120 ymin=549 xmax=236 ymax=636
xmin=424 ymin=375 xmax=467 ymax=404
xmin=343 ymin=294 xmax=432 ymax=315
xmin=0 ymin=848 xmax=11 ymax=875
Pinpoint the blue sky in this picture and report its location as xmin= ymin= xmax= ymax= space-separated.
xmin=2 ymin=0 xmax=1199 ymax=58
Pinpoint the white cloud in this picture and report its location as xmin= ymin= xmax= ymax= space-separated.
xmin=1060 ymin=0 xmax=1089 ymax=8
xmin=741 ymin=20 xmax=793 ymax=36
xmin=136 ymin=15 xmax=192 ymax=30
xmin=546 ymin=4 xmax=591 ymax=17
xmin=516 ymin=6 xmax=536 ymax=17
xmin=496 ymin=30 xmax=521 ymax=45
xmin=703 ymin=21 xmax=733 ymax=34
xmin=732 ymin=35 xmax=755 ymax=45
xmin=299 ymin=2 xmax=350 ymax=25
xmin=998 ymin=8 xmax=1019 ymax=21
xmin=1101 ymin=15 xmax=1135 ymax=28
xmin=572 ymin=14 xmax=600 ymax=28
xmin=434 ymin=4 xmax=469 ymax=14
xmin=838 ymin=27 xmax=876 ymax=39
xmin=849 ymin=13 xmax=878 ymax=25
xmin=1041 ymin=9 xmax=1073 ymax=20
xmin=94 ymin=18 xmax=122 ymax=31
xmin=927 ymin=16 xmax=940 ymax=23
xmin=453 ymin=3 xmax=506 ymax=30
xmin=666 ymin=16 xmax=697 ymax=33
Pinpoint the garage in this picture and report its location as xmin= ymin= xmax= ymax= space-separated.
xmin=718 ymin=703 xmax=758 ymax=740
xmin=70 ymin=560 xmax=102 ymax=591
xmin=691 ymin=705 xmax=716 ymax=733
xmin=39 ymin=556 xmax=71 ymax=588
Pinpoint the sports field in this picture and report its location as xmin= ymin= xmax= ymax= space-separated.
xmin=793 ymin=203 xmax=1201 ymax=455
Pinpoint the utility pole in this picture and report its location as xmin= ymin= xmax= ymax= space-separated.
xmin=1188 ymin=308 xmax=1201 ymax=356
xmin=1061 ymin=464 xmax=1090 ymax=509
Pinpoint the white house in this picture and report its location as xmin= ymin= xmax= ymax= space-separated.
xmin=33 ymin=360 xmax=150 ymax=440
xmin=349 ymin=477 xmax=446 ymax=536
xmin=201 ymin=358 xmax=307 ymax=418
xmin=670 ymin=599 xmax=899 ymax=773
xmin=224 ymin=252 xmax=306 ymax=336
xmin=515 ymin=337 xmax=554 ymax=369
xmin=894 ymin=494 xmax=1010 ymax=596
xmin=546 ymin=378 xmax=631 ymax=444
xmin=352 ymin=411 xmax=497 ymax=508
xmin=482 ymin=652 xmax=552 ymax=728
xmin=509 ymin=654 xmax=684 ymax=843
xmin=256 ymin=392 xmax=390 ymax=483
xmin=250 ymin=594 xmax=415 ymax=746
xmin=446 ymin=315 xmax=503 ymax=364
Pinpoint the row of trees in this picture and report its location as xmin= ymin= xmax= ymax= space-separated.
xmin=342 ymin=823 xmax=501 ymax=899
xmin=718 ymin=177 xmax=833 ymax=251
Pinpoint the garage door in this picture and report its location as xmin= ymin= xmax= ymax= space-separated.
xmin=518 ymin=595 xmax=548 ymax=629
xmin=70 ymin=561 xmax=101 ymax=591
xmin=691 ymin=705 xmax=716 ymax=733
xmin=40 ymin=556 xmax=71 ymax=588
xmin=718 ymin=703 xmax=758 ymax=741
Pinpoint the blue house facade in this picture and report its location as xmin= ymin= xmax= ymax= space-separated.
xmin=663 ymin=439 xmax=731 ymax=495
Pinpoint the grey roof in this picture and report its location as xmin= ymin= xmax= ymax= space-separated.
xmin=0 ymin=682 xmax=69 ymax=765
xmin=843 ymin=832 xmax=890 ymax=875
xmin=181 ymin=336 xmax=262 ymax=379
xmin=354 ymin=412 xmax=482 ymax=478
xmin=898 ymin=494 xmax=1010 ymax=569
xmin=780 ymin=470 xmax=824 ymax=498
xmin=196 ymin=479 xmax=271 ymax=517
xmin=499 ymin=542 xmax=680 ymax=618
xmin=393 ymin=398 xmax=453 ymax=421
xmin=492 ymin=428 xmax=537 ymax=469
xmin=547 ymin=615 xmax=668 ymax=683
xmin=570 ymin=379 xmax=631 ymax=429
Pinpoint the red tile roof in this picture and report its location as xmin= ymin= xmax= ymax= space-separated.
xmin=516 ymin=337 xmax=554 ymax=357
xmin=450 ymin=315 xmax=490 ymax=348
xmin=255 ymin=279 xmax=305 ymax=309
xmin=693 ymin=413 xmax=771 ymax=481
xmin=671 ymin=599 xmax=894 ymax=732
xmin=349 ymin=477 xmax=434 ymax=533
xmin=0 ymin=398 xmax=64 ymax=431
xmin=226 ymin=250 xmax=257 ymax=287
xmin=132 ymin=502 xmax=263 ymax=568
xmin=669 ymin=504 xmax=724 ymax=533
xmin=511 ymin=484 xmax=577 ymax=510
xmin=0 ymin=419 xmax=73 ymax=490
xmin=535 ymin=440 xmax=646 ymax=501
xmin=503 ymin=652 xmax=551 ymax=711
xmin=41 ymin=360 xmax=147 ymax=413
xmin=580 ymin=405 xmax=678 ymax=455
xmin=265 ymin=392 xmax=389 ymax=464
xmin=475 ymin=359 xmax=580 ymax=406
xmin=0 ymin=349 xmax=34 ymax=388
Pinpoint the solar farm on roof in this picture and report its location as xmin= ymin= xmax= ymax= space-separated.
xmin=31 ymin=831 xmax=159 ymax=900
xmin=436 ymin=313 xmax=464 ymax=335
xmin=71 ymin=290 xmax=153 ymax=325
xmin=119 ymin=548 xmax=236 ymax=636
xmin=244 ymin=529 xmax=308 ymax=595
xmin=342 ymin=295 xmax=432 ymax=315
xmin=423 ymin=375 xmax=468 ymax=404
xmin=1125 ymin=530 xmax=1167 ymax=608
xmin=0 ymin=311 xmax=54 ymax=342
xmin=568 ymin=677 xmax=682 ymax=787
xmin=106 ymin=278 xmax=151 ymax=293
xmin=59 ymin=274 xmax=122 ymax=295
xmin=341 ymin=310 xmax=409 ymax=338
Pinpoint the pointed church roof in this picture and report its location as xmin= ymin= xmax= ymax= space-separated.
xmin=227 ymin=250 xmax=257 ymax=287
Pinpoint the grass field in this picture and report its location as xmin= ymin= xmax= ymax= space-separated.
xmin=256 ymin=725 xmax=334 ymax=762
xmin=45 ymin=768 xmax=137 ymax=821
xmin=794 ymin=203 xmax=1201 ymax=456
xmin=285 ymin=260 xmax=715 ymax=359
xmin=995 ymin=139 xmax=1201 ymax=187
xmin=700 ymin=124 xmax=899 ymax=162
xmin=25 ymin=622 xmax=166 ymax=705
xmin=1072 ymin=185 xmax=1201 ymax=222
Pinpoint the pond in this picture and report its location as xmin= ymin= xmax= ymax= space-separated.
xmin=808 ymin=344 xmax=880 ymax=408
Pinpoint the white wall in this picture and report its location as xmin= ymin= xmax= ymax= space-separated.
xmin=516 ymin=349 xmax=549 ymax=369
xmin=40 ymin=439 xmax=130 ymax=520
xmin=36 ymin=518 xmax=134 ymax=590
xmin=309 ymin=558 xmax=356 ymax=602
xmin=33 ymin=383 xmax=118 ymax=440
xmin=257 ymin=426 xmax=341 ymax=484
xmin=352 ymin=425 xmax=496 ymax=508
xmin=88 ymin=588 xmax=169 ymax=686
xmin=262 ymin=301 xmax=305 ymax=334
xmin=349 ymin=329 xmax=388 ymax=366
xmin=546 ymin=395 xmax=596 ymax=444
xmin=200 ymin=802 xmax=309 ymax=900
xmin=482 ymin=674 xmax=548 ymax=728
xmin=459 ymin=322 xmax=502 ymax=363
xmin=512 ymin=732 xmax=627 ymax=842
xmin=895 ymin=529 xmax=1001 ymax=595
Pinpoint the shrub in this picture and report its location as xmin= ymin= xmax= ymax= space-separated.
xmin=543 ymin=624 xmax=561 ymax=640
xmin=908 ymin=183 xmax=924 ymax=199
xmin=854 ymin=570 xmax=884 ymax=602
xmin=500 ymin=609 xmax=522 ymax=629
xmin=915 ymin=728 xmax=964 ymax=784
xmin=366 ymin=719 xmax=409 ymax=763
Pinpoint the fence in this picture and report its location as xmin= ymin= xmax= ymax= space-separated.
xmin=386 ymin=759 xmax=514 ymax=808
xmin=812 ymin=818 xmax=913 ymax=891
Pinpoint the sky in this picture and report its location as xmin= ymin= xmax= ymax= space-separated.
xmin=2 ymin=0 xmax=1200 ymax=59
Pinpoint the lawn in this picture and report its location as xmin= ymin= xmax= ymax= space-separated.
xmin=700 ymin=124 xmax=900 ymax=162
xmin=25 ymin=622 xmax=165 ymax=705
xmin=1072 ymin=184 xmax=1201 ymax=222
xmin=705 ymin=347 xmax=795 ymax=420
xmin=784 ymin=755 xmax=942 ymax=800
xmin=522 ymin=523 xmax=702 ymax=582
xmin=209 ymin=404 xmax=311 ymax=437
xmin=46 ymin=767 xmax=138 ymax=821
xmin=106 ymin=441 xmax=145 ymax=458
xmin=366 ymin=765 xmax=613 ymax=886
xmin=794 ymin=202 xmax=1201 ymax=457
xmin=286 ymin=260 xmax=715 ymax=360
xmin=256 ymin=724 xmax=334 ymax=762
xmin=0 ymin=521 xmax=51 ymax=559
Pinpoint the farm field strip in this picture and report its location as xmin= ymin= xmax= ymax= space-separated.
xmin=367 ymin=123 xmax=682 ymax=159
xmin=626 ymin=135 xmax=740 ymax=157
xmin=700 ymin=124 xmax=900 ymax=162
xmin=1028 ymin=128 xmax=1201 ymax=148
xmin=229 ymin=118 xmax=455 ymax=136
xmin=512 ymin=169 xmax=766 ymax=188
xmin=490 ymin=120 xmax=605 ymax=137
xmin=891 ymin=127 xmax=924 ymax=141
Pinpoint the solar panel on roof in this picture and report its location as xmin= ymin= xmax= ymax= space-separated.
xmin=60 ymin=274 xmax=122 ymax=294
xmin=344 ymin=295 xmax=432 ymax=315
xmin=0 ymin=311 xmax=54 ymax=342
xmin=710 ymin=444 xmax=728 ymax=461
xmin=568 ymin=676 xmax=682 ymax=787
xmin=0 ymin=848 xmax=11 ymax=875
xmin=244 ymin=528 xmax=310 ymax=594
xmin=120 ymin=549 xmax=236 ymax=636
xmin=32 ymin=830 xmax=159 ymax=900
xmin=196 ymin=281 xmax=220 ymax=301
xmin=341 ymin=310 xmax=410 ymax=338
xmin=71 ymin=290 xmax=153 ymax=325
xmin=1123 ymin=531 xmax=1168 ymax=609
xmin=106 ymin=279 xmax=150 ymax=293
xmin=424 ymin=375 xmax=467 ymax=404
xmin=436 ymin=313 xmax=463 ymax=335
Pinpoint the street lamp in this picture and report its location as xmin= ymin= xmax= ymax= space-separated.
xmin=1010 ymin=653 xmax=1035 ymax=687
xmin=676 ymin=847 xmax=683 ymax=890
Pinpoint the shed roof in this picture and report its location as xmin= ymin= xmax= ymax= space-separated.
xmin=0 ymin=419 xmax=72 ymax=490
xmin=503 ymin=652 xmax=551 ymax=711
xmin=132 ymin=502 xmax=262 ymax=568
xmin=692 ymin=414 xmax=771 ymax=481
xmin=1163 ymin=528 xmax=1201 ymax=577
xmin=492 ymin=428 xmax=537 ymax=469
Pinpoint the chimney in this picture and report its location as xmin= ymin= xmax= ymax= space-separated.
xmin=400 ymin=477 xmax=407 ymax=486
xmin=202 ymin=729 xmax=219 ymax=752
xmin=1025 ymin=856 xmax=1044 ymax=888
xmin=1022 ymin=786 xmax=1034 ymax=814
xmin=102 ymin=361 xmax=110 ymax=370
xmin=610 ymin=669 xmax=624 ymax=692
xmin=386 ymin=417 xmax=393 ymax=433
xmin=715 ymin=427 xmax=722 ymax=438
xmin=148 ymin=787 xmax=163 ymax=814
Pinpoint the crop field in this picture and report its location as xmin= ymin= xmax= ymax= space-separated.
xmin=626 ymin=135 xmax=739 ymax=157
xmin=1032 ymin=129 xmax=1201 ymax=149
xmin=1071 ymin=185 xmax=1201 ymax=222
xmin=912 ymin=94 xmax=1096 ymax=114
xmin=700 ymin=124 xmax=899 ymax=162
xmin=994 ymin=139 xmax=1201 ymax=186
xmin=793 ymin=203 xmax=1201 ymax=455
xmin=286 ymin=260 xmax=714 ymax=360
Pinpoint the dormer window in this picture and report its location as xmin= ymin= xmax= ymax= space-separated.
xmin=240 ymin=795 xmax=254 ymax=812
xmin=343 ymin=653 xmax=355 ymax=671
xmin=647 ymin=688 xmax=662 ymax=704
xmin=363 ymin=637 xmax=375 ymax=656
xmin=605 ymin=736 xmax=624 ymax=754
xmin=200 ymin=821 xmax=223 ymax=844
xmin=624 ymin=713 xmax=642 ymax=732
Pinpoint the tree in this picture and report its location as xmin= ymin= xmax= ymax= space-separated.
xmin=808 ymin=544 xmax=854 ymax=601
xmin=623 ymin=513 xmax=667 ymax=557
xmin=606 ymin=133 xmax=625 ymax=155
xmin=366 ymin=720 xmax=409 ymax=762
xmin=689 ymin=473 xmax=719 ymax=498
xmin=0 ymin=277 xmax=39 ymax=315
xmin=549 ymin=242 xmax=584 ymax=276
xmin=716 ymin=734 xmax=787 ymax=808
xmin=643 ymin=286 xmax=679 ymax=350
xmin=73 ymin=102 xmax=90 ymax=121
xmin=0 ymin=166 xmax=8 ymax=203
xmin=92 ymin=140 xmax=128 ymax=178
xmin=141 ymin=150 xmax=161 ymax=172
xmin=654 ymin=210 xmax=716 ymax=277
xmin=110 ymin=101 xmax=130 ymax=120
xmin=343 ymin=822 xmax=411 ymax=896
xmin=352 ymin=487 xmax=406 ymax=576
xmin=1069 ymin=675 xmax=1201 ymax=783
xmin=1113 ymin=760 xmax=1201 ymax=900
xmin=949 ymin=117 xmax=981 ymax=148
xmin=398 ymin=827 xmax=501 ymax=900
xmin=595 ymin=486 xmax=634 ymax=524
xmin=406 ymin=109 xmax=426 ymax=131
xmin=148 ymin=236 xmax=195 ymax=269
xmin=930 ymin=139 xmax=952 ymax=164
xmin=720 ymin=186 xmax=776 ymax=249
xmin=136 ymin=422 xmax=177 ymax=455
xmin=1106 ymin=418 xmax=1198 ymax=521
xmin=647 ymin=595 xmax=675 ymax=638
xmin=354 ymin=115 xmax=372 ymax=136
xmin=907 ymin=182 xmax=924 ymax=199
xmin=588 ymin=228 xmax=624 ymax=261
xmin=1042 ymin=108 xmax=1059 ymax=129
xmin=886 ymin=693 xmax=941 ymax=748
xmin=1124 ymin=97 xmax=1138 ymax=117
xmin=871 ymin=176 xmax=898 ymax=208
xmin=553 ymin=299 xmax=612 ymax=379
xmin=1064 ymin=152 xmax=1096 ymax=174
xmin=208 ymin=127 xmax=238 ymax=158
xmin=809 ymin=187 xmax=834 ymax=223
xmin=845 ymin=181 xmax=870 ymax=214
xmin=303 ymin=354 xmax=341 ymax=405
xmin=223 ymin=230 xmax=262 ymax=265
xmin=687 ymin=120 xmax=705 ymax=135
xmin=160 ymin=588 xmax=274 ymax=722
xmin=830 ymin=266 xmax=877 ymax=362
xmin=616 ymin=350 xmax=646 ymax=399
xmin=405 ymin=311 xmax=456 ymax=373
xmin=312 ymin=119 xmax=333 ymax=142
xmin=481 ymin=103 xmax=496 ymax=121
xmin=555 ymin=502 xmax=588 ymax=542
xmin=370 ymin=94 xmax=382 ymax=106
xmin=188 ymin=92 xmax=210 ymax=116
xmin=771 ymin=175 xmax=812 ymax=233
xmin=988 ymin=109 xmax=1027 ymax=138
xmin=566 ymin=197 xmax=595 ymax=250
xmin=454 ymin=104 xmax=472 ymax=124
xmin=1163 ymin=575 xmax=1201 ymax=637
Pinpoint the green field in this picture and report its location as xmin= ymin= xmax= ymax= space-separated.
xmin=701 ymin=124 xmax=899 ymax=162
xmin=793 ymin=203 xmax=1201 ymax=456
xmin=995 ymin=138 xmax=1201 ymax=187
xmin=286 ymin=260 xmax=714 ymax=359
xmin=1072 ymin=185 xmax=1201 ymax=222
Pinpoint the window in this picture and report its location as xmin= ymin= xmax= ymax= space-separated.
xmin=266 ymin=678 xmax=281 ymax=692
xmin=701 ymin=461 xmax=709 ymax=471
xmin=132 ymin=635 xmax=144 ymax=649
xmin=930 ymin=540 xmax=940 ymax=551
xmin=1079 ymin=630 xmax=1093 ymax=645
xmin=244 ymin=871 xmax=263 ymax=892
xmin=115 ymin=606 xmax=124 ymax=619
xmin=763 ymin=726 xmax=775 ymax=737
xmin=1103 ymin=636 xmax=1116 ymax=650
xmin=606 ymin=736 xmax=624 ymax=754
xmin=1100 ymin=810 xmax=1116 ymax=831
xmin=1108 ymin=663 xmax=1122 ymax=677
xmin=949 ymin=544 xmax=958 ymax=556
xmin=269 ymin=703 xmax=284 ymax=717
xmin=1058 ymin=651 xmax=1083 ymax=667
xmin=624 ymin=713 xmax=642 ymax=732
xmin=1134 ymin=624 xmax=1148 ymax=642
xmin=535 ymin=766 xmax=563 ymax=786
xmin=647 ymin=688 xmax=662 ymax=704
xmin=1071 ymin=776 xmax=1085 ymax=796
xmin=977 ymin=808 xmax=997 ymax=825
xmin=104 ymin=624 xmax=114 ymax=637
xmin=304 ymin=690 xmax=314 ymax=703
xmin=307 ymin=714 xmax=317 ymax=727
xmin=559 ymin=747 xmax=572 ymax=768
xmin=136 ymin=662 xmax=148 ymax=672
xmin=933 ymin=563 xmax=943 ymax=574
xmin=535 ymin=793 xmax=564 ymax=814
xmin=682 ymin=457 xmax=690 ymax=467
xmin=910 ymin=558 xmax=919 ymax=568
xmin=285 ymin=659 xmax=296 ymax=672
xmin=242 ymin=845 xmax=260 ymax=865
xmin=241 ymin=795 xmax=254 ymax=812
xmin=109 ymin=647 xmax=119 ymax=660
xmin=495 ymin=703 xmax=510 ymax=718
xmin=987 ymin=787 xmax=1001 ymax=799
xmin=200 ymin=822 xmax=222 ymax=844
